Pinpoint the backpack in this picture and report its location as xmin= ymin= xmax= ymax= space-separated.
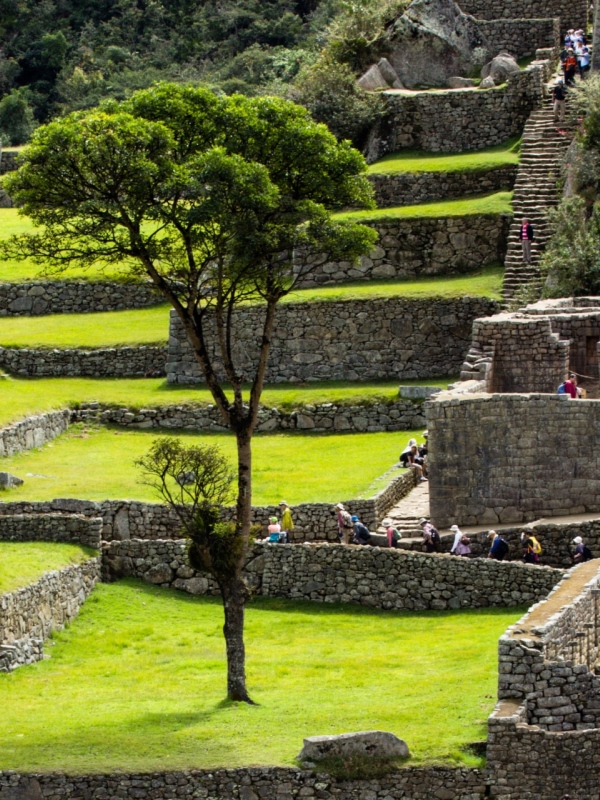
xmin=497 ymin=538 xmax=510 ymax=557
xmin=430 ymin=527 xmax=441 ymax=543
xmin=530 ymin=537 xmax=542 ymax=555
xmin=557 ymin=382 xmax=567 ymax=394
xmin=583 ymin=545 xmax=593 ymax=561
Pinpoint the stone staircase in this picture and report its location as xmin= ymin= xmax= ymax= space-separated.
xmin=375 ymin=481 xmax=430 ymax=540
xmin=502 ymin=88 xmax=575 ymax=300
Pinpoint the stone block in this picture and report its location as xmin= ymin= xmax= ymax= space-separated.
xmin=298 ymin=731 xmax=410 ymax=761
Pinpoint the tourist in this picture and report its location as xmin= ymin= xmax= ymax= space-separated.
xmin=521 ymin=531 xmax=542 ymax=564
xmin=577 ymin=45 xmax=591 ymax=78
xmin=419 ymin=517 xmax=441 ymax=553
xmin=573 ymin=536 xmax=593 ymax=563
xmin=419 ymin=431 xmax=428 ymax=458
xmin=560 ymin=44 xmax=570 ymax=79
xmin=450 ymin=524 xmax=463 ymax=554
xmin=488 ymin=531 xmax=509 ymax=560
xmin=519 ymin=217 xmax=534 ymax=264
xmin=400 ymin=439 xmax=427 ymax=481
xmin=564 ymin=49 xmax=577 ymax=85
xmin=454 ymin=535 xmax=472 ymax=557
xmin=352 ymin=515 xmax=371 ymax=545
xmin=279 ymin=501 xmax=294 ymax=535
xmin=382 ymin=518 xmax=401 ymax=548
xmin=564 ymin=373 xmax=579 ymax=399
xmin=268 ymin=516 xmax=281 ymax=535
xmin=552 ymin=79 xmax=567 ymax=126
xmin=336 ymin=502 xmax=354 ymax=545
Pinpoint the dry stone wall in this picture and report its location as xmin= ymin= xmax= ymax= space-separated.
xmin=0 ymin=409 xmax=70 ymax=456
xmin=458 ymin=0 xmax=586 ymax=30
xmin=478 ymin=17 xmax=560 ymax=59
xmin=427 ymin=393 xmax=600 ymax=528
xmin=167 ymin=298 xmax=499 ymax=384
xmin=296 ymin=214 xmax=510 ymax=287
xmin=366 ymin=66 xmax=545 ymax=160
xmin=0 ymin=345 xmax=166 ymax=377
xmin=0 ymin=282 xmax=162 ymax=316
xmin=0 ymin=513 xmax=102 ymax=548
xmin=0 ymin=556 xmax=101 ymax=671
xmin=103 ymin=539 xmax=564 ymax=609
xmin=0 ymin=151 xmax=18 ymax=174
xmin=368 ymin=165 xmax=517 ymax=209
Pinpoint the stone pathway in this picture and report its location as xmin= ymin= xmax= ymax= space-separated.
xmin=377 ymin=481 xmax=430 ymax=538
xmin=502 ymin=82 xmax=576 ymax=300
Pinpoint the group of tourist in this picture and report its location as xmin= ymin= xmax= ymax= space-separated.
xmin=558 ymin=373 xmax=583 ymax=398
xmin=561 ymin=29 xmax=590 ymax=83
xmin=259 ymin=501 xmax=294 ymax=543
xmin=399 ymin=431 xmax=428 ymax=481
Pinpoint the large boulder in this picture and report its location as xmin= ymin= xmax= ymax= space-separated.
xmin=298 ymin=731 xmax=410 ymax=761
xmin=358 ymin=58 xmax=404 ymax=91
xmin=481 ymin=52 xmax=520 ymax=84
xmin=386 ymin=0 xmax=489 ymax=89
xmin=0 ymin=472 xmax=24 ymax=488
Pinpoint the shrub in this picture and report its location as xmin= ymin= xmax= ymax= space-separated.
xmin=0 ymin=89 xmax=35 ymax=145
xmin=292 ymin=54 xmax=382 ymax=146
xmin=325 ymin=0 xmax=409 ymax=70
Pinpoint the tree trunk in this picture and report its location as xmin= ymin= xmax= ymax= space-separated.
xmin=221 ymin=576 xmax=253 ymax=702
xmin=593 ymin=3 xmax=600 ymax=72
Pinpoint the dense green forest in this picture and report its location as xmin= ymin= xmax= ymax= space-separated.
xmin=0 ymin=0 xmax=405 ymax=146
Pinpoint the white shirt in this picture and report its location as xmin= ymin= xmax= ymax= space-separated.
xmin=450 ymin=529 xmax=462 ymax=553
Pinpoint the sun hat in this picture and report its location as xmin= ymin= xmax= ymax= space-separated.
xmin=573 ymin=536 xmax=583 ymax=544
xmin=279 ymin=500 xmax=288 ymax=506
xmin=488 ymin=530 xmax=497 ymax=538
xmin=382 ymin=519 xmax=392 ymax=527
xmin=336 ymin=503 xmax=345 ymax=509
xmin=423 ymin=430 xmax=429 ymax=437
xmin=270 ymin=516 xmax=278 ymax=523
xmin=418 ymin=517 xmax=428 ymax=525
xmin=450 ymin=525 xmax=459 ymax=531
xmin=351 ymin=515 xmax=359 ymax=522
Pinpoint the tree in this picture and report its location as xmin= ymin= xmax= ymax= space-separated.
xmin=0 ymin=89 xmax=35 ymax=144
xmin=1 ymin=83 xmax=377 ymax=702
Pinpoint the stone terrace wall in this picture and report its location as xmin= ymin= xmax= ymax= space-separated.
xmin=0 ymin=151 xmax=18 ymax=174
xmin=458 ymin=0 xmax=586 ymax=30
xmin=368 ymin=165 xmax=517 ymax=209
xmin=478 ymin=17 xmax=560 ymax=61
xmin=0 ymin=767 xmax=488 ymax=800
xmin=427 ymin=393 xmax=600 ymax=528
xmin=73 ymin=399 xmax=427 ymax=433
xmin=366 ymin=66 xmax=544 ymax=160
xmin=0 ymin=345 xmax=166 ymax=377
xmin=167 ymin=298 xmax=499 ymax=384
xmin=0 ymin=556 xmax=101 ymax=671
xmin=0 ymin=513 xmax=102 ymax=548
xmin=0 ymin=409 xmax=70 ymax=456
xmin=0 ymin=281 xmax=162 ymax=316
xmin=296 ymin=214 xmax=510 ymax=287
xmin=0 ymin=471 xmax=416 ymax=543
xmin=103 ymin=539 xmax=564 ymax=609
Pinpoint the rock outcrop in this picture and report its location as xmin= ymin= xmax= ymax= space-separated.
xmin=481 ymin=51 xmax=520 ymax=84
xmin=386 ymin=0 xmax=490 ymax=88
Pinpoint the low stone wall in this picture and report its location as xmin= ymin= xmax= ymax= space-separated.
xmin=0 ymin=409 xmax=70 ymax=456
xmin=368 ymin=165 xmax=517 ymax=208
xmin=427 ymin=393 xmax=600 ymax=528
xmin=103 ymin=539 xmax=564 ymax=610
xmin=0 ymin=767 xmax=487 ymax=800
xmin=0 ymin=471 xmax=416 ymax=543
xmin=0 ymin=345 xmax=167 ymax=377
xmin=296 ymin=214 xmax=510 ymax=286
xmin=0 ymin=282 xmax=163 ymax=316
xmin=167 ymin=297 xmax=499 ymax=384
xmin=73 ymin=399 xmax=427 ymax=433
xmin=366 ymin=66 xmax=545 ymax=160
xmin=0 ymin=556 xmax=101 ymax=671
xmin=478 ymin=17 xmax=560 ymax=61
xmin=459 ymin=0 xmax=586 ymax=31
xmin=0 ymin=150 xmax=18 ymax=174
xmin=0 ymin=513 xmax=102 ymax=548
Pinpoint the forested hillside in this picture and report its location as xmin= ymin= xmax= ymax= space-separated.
xmin=0 ymin=0 xmax=402 ymax=146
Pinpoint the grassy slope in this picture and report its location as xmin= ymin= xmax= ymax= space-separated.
xmin=367 ymin=139 xmax=520 ymax=175
xmin=0 ymin=209 xmax=131 ymax=283
xmin=0 ymin=580 xmax=524 ymax=772
xmin=0 ymin=376 xmax=456 ymax=429
xmin=0 ymin=542 xmax=95 ymax=594
xmin=0 ymin=424 xmax=420 ymax=504
xmin=0 ymin=269 xmax=502 ymax=349
xmin=335 ymin=192 xmax=513 ymax=223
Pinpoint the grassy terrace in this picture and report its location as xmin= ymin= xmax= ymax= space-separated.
xmin=367 ymin=139 xmax=520 ymax=175
xmin=0 ymin=542 xmax=95 ymax=594
xmin=0 ymin=579 xmax=523 ymax=772
xmin=335 ymin=192 xmax=513 ymax=223
xmin=0 ymin=376 xmax=455 ymax=430
xmin=0 ymin=424 xmax=419 ymax=504
xmin=0 ymin=268 xmax=503 ymax=348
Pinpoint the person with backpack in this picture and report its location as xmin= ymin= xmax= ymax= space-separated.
xmin=382 ymin=518 xmax=401 ymax=549
xmin=450 ymin=524 xmax=464 ymax=555
xmin=573 ymin=536 xmax=593 ymax=563
xmin=564 ymin=49 xmax=577 ymax=85
xmin=552 ymin=79 xmax=567 ymax=126
xmin=521 ymin=532 xmax=542 ymax=564
xmin=335 ymin=503 xmax=354 ymax=545
xmin=351 ymin=515 xmax=371 ymax=546
xmin=419 ymin=517 xmax=441 ymax=553
xmin=488 ymin=530 xmax=509 ymax=561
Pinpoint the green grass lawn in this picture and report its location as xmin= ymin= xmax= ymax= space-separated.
xmin=367 ymin=139 xmax=520 ymax=175
xmin=335 ymin=192 xmax=513 ymax=223
xmin=0 ymin=541 xmax=96 ymax=594
xmin=0 ymin=209 xmax=133 ymax=283
xmin=0 ymin=424 xmax=419 ymax=504
xmin=0 ymin=376 xmax=456 ymax=430
xmin=0 ymin=579 xmax=523 ymax=772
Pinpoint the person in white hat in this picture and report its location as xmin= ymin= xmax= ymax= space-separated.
xmin=382 ymin=518 xmax=401 ymax=549
xmin=573 ymin=536 xmax=593 ymax=563
xmin=335 ymin=502 xmax=353 ymax=545
xmin=279 ymin=501 xmax=294 ymax=536
xmin=450 ymin=524 xmax=463 ymax=555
